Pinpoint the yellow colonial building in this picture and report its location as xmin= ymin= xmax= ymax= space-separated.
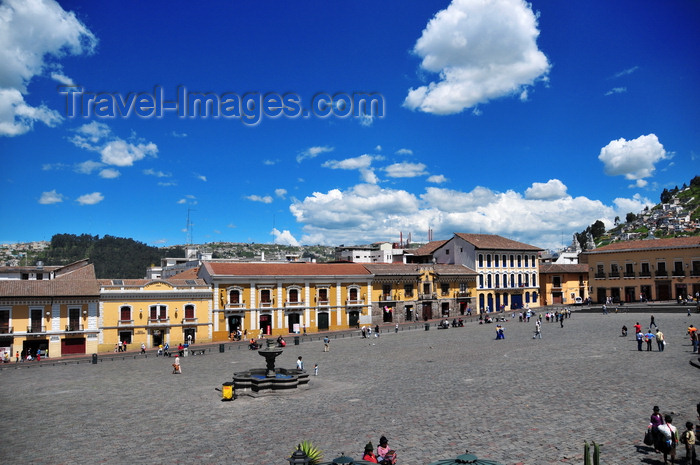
xmin=580 ymin=236 xmax=700 ymax=303
xmin=198 ymin=262 xmax=372 ymax=338
xmin=0 ymin=260 xmax=100 ymax=358
xmin=98 ymin=276 xmax=212 ymax=351
xmin=364 ymin=263 xmax=477 ymax=322
xmin=538 ymin=263 xmax=589 ymax=306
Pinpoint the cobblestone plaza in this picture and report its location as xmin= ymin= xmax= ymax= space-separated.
xmin=1 ymin=311 xmax=697 ymax=465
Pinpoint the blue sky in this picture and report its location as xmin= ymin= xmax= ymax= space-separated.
xmin=1 ymin=0 xmax=698 ymax=250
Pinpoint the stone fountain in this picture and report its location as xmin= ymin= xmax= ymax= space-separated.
xmin=232 ymin=338 xmax=309 ymax=397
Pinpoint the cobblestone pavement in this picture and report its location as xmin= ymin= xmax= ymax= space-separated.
xmin=1 ymin=311 xmax=698 ymax=465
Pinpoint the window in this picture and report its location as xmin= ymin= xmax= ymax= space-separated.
xmin=459 ymin=283 xmax=468 ymax=293
xmin=656 ymin=261 xmax=667 ymax=276
xmin=486 ymin=254 xmax=491 ymax=267
xmin=552 ymin=276 xmax=561 ymax=287
xmin=36 ymin=273 xmax=43 ymax=280
xmin=510 ymin=274 xmax=515 ymax=287
xmin=495 ymin=274 xmax=500 ymax=288
xmin=692 ymin=260 xmax=700 ymax=276
xmin=350 ymin=287 xmax=359 ymax=301
xmin=404 ymin=284 xmax=413 ymax=298
xmin=260 ymin=289 xmax=271 ymax=303
xmin=478 ymin=254 xmax=484 ymax=267
xmin=673 ymin=261 xmax=684 ymax=277
xmin=640 ymin=262 xmax=651 ymax=277
xmin=524 ymin=256 xmax=529 ymax=267
xmin=625 ymin=263 xmax=634 ymax=277
xmin=0 ymin=309 xmax=10 ymax=334
xmin=120 ymin=306 xmax=131 ymax=322
xmin=441 ymin=283 xmax=449 ymax=295
xmin=486 ymin=275 xmax=492 ymax=288
xmin=510 ymin=255 xmax=514 ymax=267
xmin=229 ymin=289 xmax=240 ymax=304
xmin=184 ymin=305 xmax=195 ymax=320
xmin=68 ymin=308 xmax=80 ymax=331
xmin=288 ymin=288 xmax=299 ymax=303
xmin=479 ymin=275 xmax=484 ymax=288
xmin=532 ymin=274 xmax=537 ymax=287
xmin=150 ymin=305 xmax=167 ymax=321
xmin=517 ymin=255 xmax=522 ymax=267
xmin=610 ymin=264 xmax=619 ymax=278
xmin=318 ymin=288 xmax=329 ymax=303
xmin=494 ymin=255 xmax=499 ymax=267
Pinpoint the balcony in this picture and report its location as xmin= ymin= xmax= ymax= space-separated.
xmin=181 ymin=317 xmax=198 ymax=324
xmin=0 ymin=326 xmax=13 ymax=334
xmin=284 ymin=300 xmax=305 ymax=308
xmin=26 ymin=325 xmax=46 ymax=334
xmin=655 ymin=271 xmax=668 ymax=278
xmin=639 ymin=271 xmax=651 ymax=278
xmin=457 ymin=291 xmax=470 ymax=298
xmin=595 ymin=272 xmax=606 ymax=279
xmin=118 ymin=319 xmax=134 ymax=326
xmin=65 ymin=323 xmax=84 ymax=332
xmin=379 ymin=293 xmax=396 ymax=302
xmin=419 ymin=293 xmax=438 ymax=300
xmin=672 ymin=270 xmax=686 ymax=277
xmin=225 ymin=302 xmax=246 ymax=309
xmin=148 ymin=317 xmax=170 ymax=325
xmin=608 ymin=271 xmax=620 ymax=278
xmin=404 ymin=292 xmax=414 ymax=299
xmin=259 ymin=300 xmax=274 ymax=308
xmin=317 ymin=299 xmax=330 ymax=306
xmin=624 ymin=272 xmax=636 ymax=278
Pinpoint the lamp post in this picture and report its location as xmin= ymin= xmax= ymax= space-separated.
xmin=287 ymin=446 xmax=310 ymax=465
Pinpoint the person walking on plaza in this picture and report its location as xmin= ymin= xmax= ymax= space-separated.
xmin=296 ymin=356 xmax=304 ymax=370
xmin=658 ymin=415 xmax=678 ymax=465
xmin=655 ymin=328 xmax=665 ymax=351
xmin=650 ymin=314 xmax=657 ymax=330
xmin=140 ymin=342 xmax=146 ymax=354
xmin=172 ymin=355 xmax=181 ymax=374
xmin=688 ymin=325 xmax=698 ymax=353
xmin=650 ymin=406 xmax=664 ymax=452
xmin=533 ymin=319 xmax=542 ymax=339
xmin=680 ymin=421 xmax=696 ymax=464
xmin=323 ymin=335 xmax=330 ymax=352
xmin=645 ymin=330 xmax=655 ymax=351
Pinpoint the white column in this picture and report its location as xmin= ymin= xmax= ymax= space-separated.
xmin=336 ymin=281 xmax=342 ymax=325
xmin=213 ymin=283 xmax=219 ymax=332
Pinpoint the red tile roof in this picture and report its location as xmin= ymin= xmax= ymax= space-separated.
xmin=583 ymin=236 xmax=700 ymax=254
xmin=0 ymin=263 xmax=99 ymax=297
xmin=539 ymin=263 xmax=588 ymax=274
xmin=409 ymin=240 xmax=448 ymax=256
xmin=455 ymin=233 xmax=543 ymax=251
xmin=202 ymin=262 xmax=372 ymax=277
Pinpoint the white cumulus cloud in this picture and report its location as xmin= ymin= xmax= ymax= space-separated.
xmin=384 ymin=162 xmax=428 ymax=178
xmin=598 ymin=134 xmax=668 ymax=182
xmin=427 ymin=174 xmax=448 ymax=184
xmin=404 ymin=0 xmax=550 ymax=115
xmin=39 ymin=189 xmax=64 ymax=204
xmin=69 ymin=122 xmax=158 ymax=169
xmin=76 ymin=192 xmax=104 ymax=205
xmin=296 ymin=146 xmax=334 ymax=163
xmin=524 ymin=179 xmax=568 ymax=200
xmin=272 ymin=228 xmax=300 ymax=246
xmin=246 ymin=194 xmax=273 ymax=204
xmin=0 ymin=0 xmax=97 ymax=136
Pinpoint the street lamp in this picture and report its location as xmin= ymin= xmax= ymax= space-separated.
xmin=287 ymin=446 xmax=310 ymax=465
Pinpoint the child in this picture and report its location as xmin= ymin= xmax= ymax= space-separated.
xmin=680 ymin=421 xmax=696 ymax=464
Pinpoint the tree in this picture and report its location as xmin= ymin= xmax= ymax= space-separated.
xmin=690 ymin=176 xmax=700 ymax=188
xmin=660 ymin=188 xmax=672 ymax=204
xmin=626 ymin=212 xmax=637 ymax=223
xmin=589 ymin=220 xmax=606 ymax=239
xmin=614 ymin=216 xmax=620 ymax=226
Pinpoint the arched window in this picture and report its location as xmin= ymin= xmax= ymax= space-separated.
xmin=510 ymin=274 xmax=515 ymax=287
xmin=532 ymin=292 xmax=538 ymax=302
xmin=517 ymin=255 xmax=522 ymax=267
xmin=120 ymin=306 xmax=131 ymax=322
xmin=478 ymin=254 xmax=484 ymax=267
xmin=229 ymin=289 xmax=240 ymax=304
xmin=532 ymin=274 xmax=537 ymax=287
xmin=524 ymin=255 xmax=529 ymax=267
xmin=510 ymin=255 xmax=514 ymax=267
xmin=486 ymin=254 xmax=491 ymax=267
xmin=525 ymin=292 xmax=530 ymax=303
xmin=479 ymin=275 xmax=484 ymax=288
xmin=184 ymin=304 xmax=195 ymax=320
xmin=487 ymin=274 xmax=492 ymax=288
xmin=349 ymin=287 xmax=359 ymax=301
xmin=289 ymin=288 xmax=299 ymax=303
xmin=495 ymin=274 xmax=500 ymax=288
xmin=494 ymin=255 xmax=499 ymax=267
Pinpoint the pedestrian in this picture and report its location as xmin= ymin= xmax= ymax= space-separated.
xmin=680 ymin=421 xmax=696 ymax=464
xmin=313 ymin=363 xmax=318 ymax=376
xmin=650 ymin=314 xmax=657 ymax=330
xmin=655 ymin=328 xmax=665 ymax=352
xmin=140 ymin=342 xmax=146 ymax=354
xmin=323 ymin=336 xmax=330 ymax=352
xmin=560 ymin=314 xmax=564 ymax=328
xmin=296 ymin=356 xmax=304 ymax=370
xmin=634 ymin=322 xmax=642 ymax=334
xmin=650 ymin=406 xmax=664 ymax=452
xmin=533 ymin=319 xmax=542 ymax=339
xmin=657 ymin=415 xmax=678 ymax=464
xmin=172 ymin=355 xmax=181 ymax=374
xmin=374 ymin=324 xmax=380 ymax=337
xmin=395 ymin=323 xmax=399 ymax=333
xmin=645 ymin=330 xmax=655 ymax=351
xmin=636 ymin=330 xmax=644 ymax=351
xmin=118 ymin=340 xmax=122 ymax=352
xmin=15 ymin=351 xmax=19 ymax=363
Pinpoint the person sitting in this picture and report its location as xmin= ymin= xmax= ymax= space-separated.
xmin=362 ymin=442 xmax=378 ymax=463
xmin=377 ymin=436 xmax=396 ymax=464
xmin=277 ymin=336 xmax=286 ymax=347
xmin=621 ymin=325 xmax=628 ymax=337
xmin=249 ymin=338 xmax=259 ymax=350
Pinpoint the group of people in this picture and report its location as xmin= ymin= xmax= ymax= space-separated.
xmin=645 ymin=405 xmax=696 ymax=464
xmin=361 ymin=325 xmax=380 ymax=338
xmin=114 ymin=340 xmax=129 ymax=352
xmin=362 ymin=435 xmax=397 ymax=464
xmin=629 ymin=317 xmax=666 ymax=352
xmin=5 ymin=349 xmax=44 ymax=362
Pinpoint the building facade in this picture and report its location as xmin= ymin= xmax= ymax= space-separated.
xmin=538 ymin=263 xmax=588 ymax=306
xmin=0 ymin=260 xmax=100 ymax=358
xmin=365 ymin=263 xmax=477 ymax=322
xmin=432 ymin=233 xmax=543 ymax=312
xmin=98 ymin=277 xmax=212 ymax=352
xmin=198 ymin=262 xmax=373 ymax=339
xmin=580 ymin=236 xmax=700 ymax=303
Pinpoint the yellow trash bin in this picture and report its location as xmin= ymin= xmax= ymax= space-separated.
xmin=221 ymin=382 xmax=234 ymax=401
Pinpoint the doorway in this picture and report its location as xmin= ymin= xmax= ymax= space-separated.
xmin=259 ymin=314 xmax=272 ymax=335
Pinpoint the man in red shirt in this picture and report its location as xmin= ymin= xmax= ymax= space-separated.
xmin=634 ymin=322 xmax=642 ymax=334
